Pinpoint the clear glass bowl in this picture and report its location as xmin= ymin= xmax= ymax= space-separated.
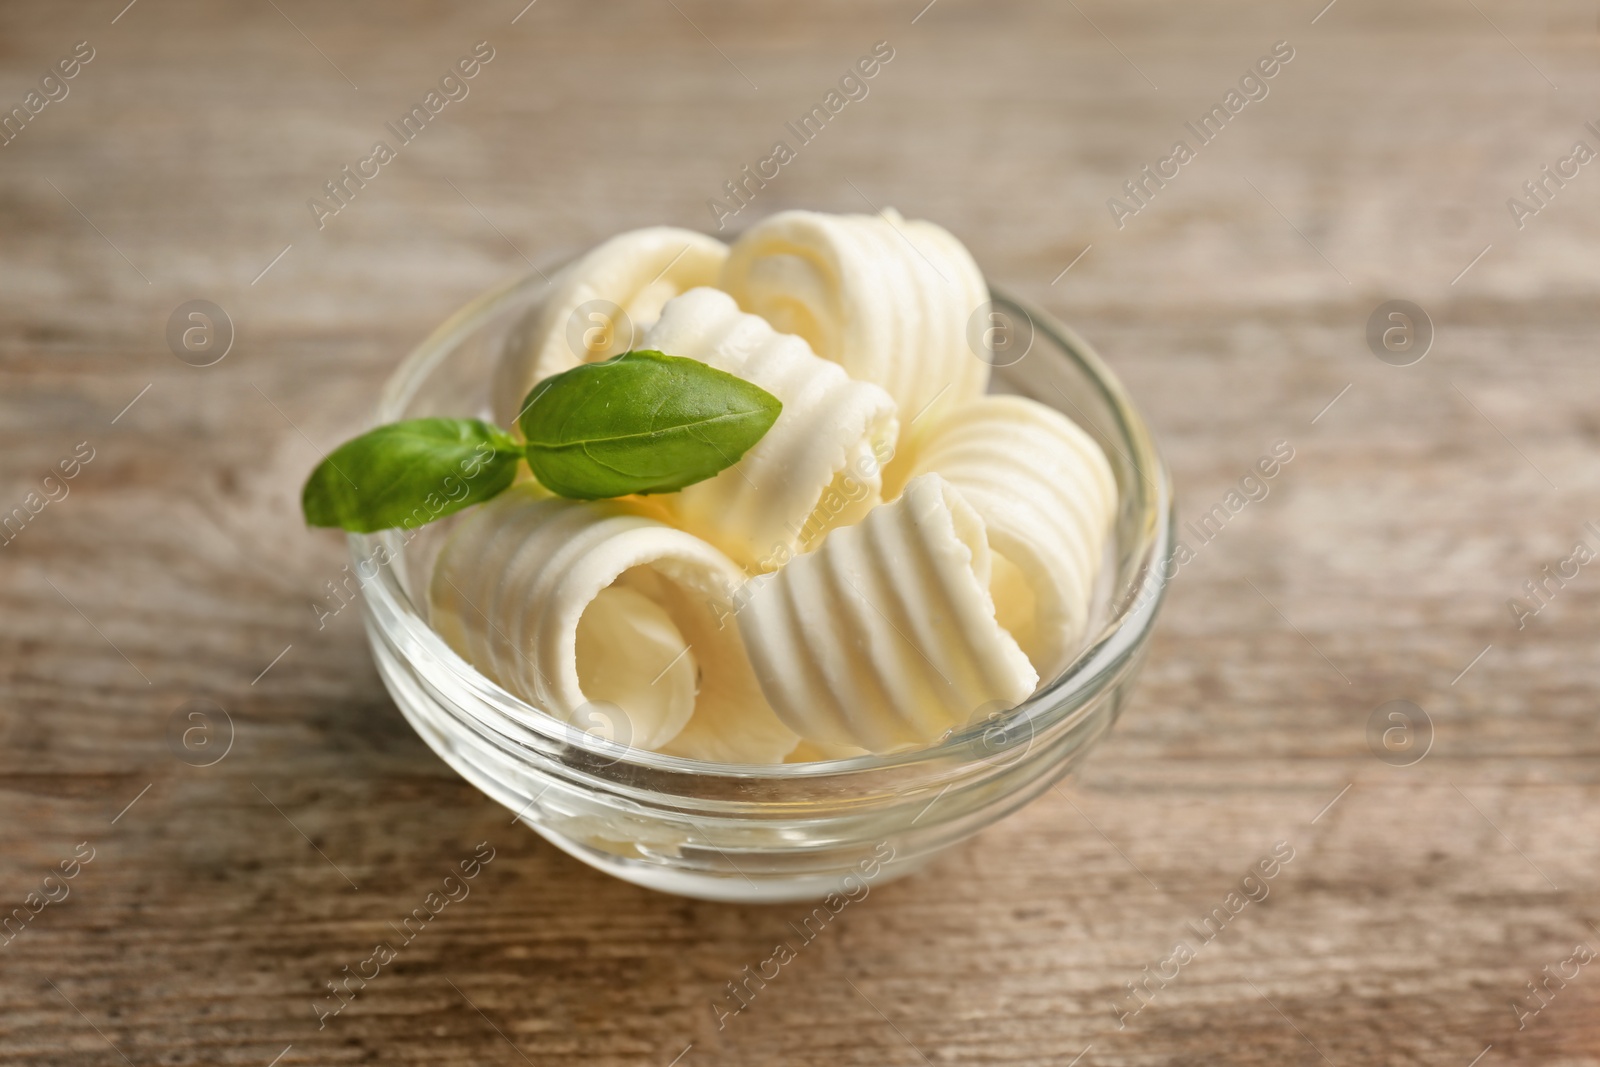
xmin=352 ymin=270 xmax=1174 ymax=903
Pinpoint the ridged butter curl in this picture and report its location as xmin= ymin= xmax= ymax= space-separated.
xmin=737 ymin=473 xmax=1038 ymax=753
xmin=429 ymin=485 xmax=798 ymax=763
xmin=719 ymin=209 xmax=990 ymax=445
xmin=898 ymin=395 xmax=1117 ymax=678
xmin=643 ymin=287 xmax=899 ymax=572
xmin=492 ymin=227 xmax=727 ymax=426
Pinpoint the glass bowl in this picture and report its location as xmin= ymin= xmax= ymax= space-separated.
xmin=351 ymin=269 xmax=1174 ymax=903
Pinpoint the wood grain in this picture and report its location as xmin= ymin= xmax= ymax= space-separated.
xmin=2 ymin=1 xmax=1598 ymax=1064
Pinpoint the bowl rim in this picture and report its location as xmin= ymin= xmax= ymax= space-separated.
xmin=352 ymin=269 xmax=1175 ymax=782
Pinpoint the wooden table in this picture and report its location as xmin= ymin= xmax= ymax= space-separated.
xmin=3 ymin=1 xmax=1597 ymax=1063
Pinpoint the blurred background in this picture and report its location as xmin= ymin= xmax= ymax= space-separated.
xmin=2 ymin=1 xmax=1597 ymax=1064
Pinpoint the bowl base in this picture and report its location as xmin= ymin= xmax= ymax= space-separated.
xmin=522 ymin=819 xmax=931 ymax=904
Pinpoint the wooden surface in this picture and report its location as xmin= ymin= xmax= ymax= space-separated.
xmin=3 ymin=1 xmax=1598 ymax=1063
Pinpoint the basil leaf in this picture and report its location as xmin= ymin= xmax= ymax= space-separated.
xmin=301 ymin=418 xmax=523 ymax=533
xmin=517 ymin=350 xmax=782 ymax=499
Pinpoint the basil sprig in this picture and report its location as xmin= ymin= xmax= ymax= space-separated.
xmin=301 ymin=418 xmax=523 ymax=533
xmin=519 ymin=349 xmax=782 ymax=499
xmin=302 ymin=350 xmax=781 ymax=533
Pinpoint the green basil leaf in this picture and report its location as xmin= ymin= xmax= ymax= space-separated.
xmin=517 ymin=350 xmax=782 ymax=499
xmin=301 ymin=418 xmax=523 ymax=533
